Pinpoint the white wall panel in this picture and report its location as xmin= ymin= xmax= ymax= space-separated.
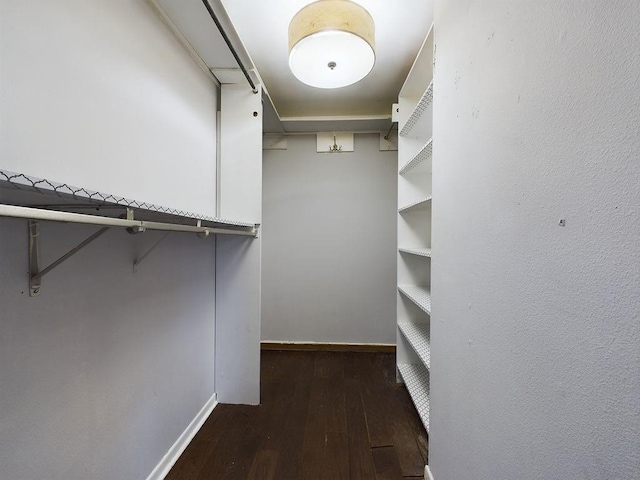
xmin=0 ymin=1 xmax=222 ymax=477
xmin=219 ymin=84 xmax=263 ymax=223
xmin=431 ymin=2 xmax=640 ymax=479
xmin=262 ymin=134 xmax=397 ymax=344
xmin=0 ymin=0 xmax=217 ymax=217
xmin=215 ymin=235 xmax=261 ymax=404
xmin=0 ymin=219 xmax=216 ymax=480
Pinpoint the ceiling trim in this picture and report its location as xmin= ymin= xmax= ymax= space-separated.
xmin=280 ymin=114 xmax=391 ymax=122
xmin=279 ymin=115 xmax=393 ymax=134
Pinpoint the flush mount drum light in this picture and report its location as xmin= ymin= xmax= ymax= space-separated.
xmin=288 ymin=0 xmax=375 ymax=89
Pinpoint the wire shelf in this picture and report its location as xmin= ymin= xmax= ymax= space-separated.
xmin=398 ymin=285 xmax=431 ymax=315
xmin=0 ymin=170 xmax=256 ymax=228
xmin=398 ymin=196 xmax=432 ymax=213
xmin=398 ymin=247 xmax=431 ymax=258
xmin=398 ymin=363 xmax=430 ymax=432
xmin=400 ymin=81 xmax=433 ymax=137
xmin=399 ymin=138 xmax=433 ymax=175
xmin=398 ymin=322 xmax=431 ymax=370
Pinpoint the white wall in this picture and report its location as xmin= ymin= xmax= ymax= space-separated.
xmin=431 ymin=2 xmax=640 ymax=480
xmin=215 ymin=235 xmax=261 ymax=404
xmin=0 ymin=1 xmax=221 ymax=478
xmin=262 ymin=134 xmax=397 ymax=344
xmin=0 ymin=219 xmax=216 ymax=479
xmin=0 ymin=0 xmax=217 ymax=217
xmin=219 ymin=84 xmax=263 ymax=223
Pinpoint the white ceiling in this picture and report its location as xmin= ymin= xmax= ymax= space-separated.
xmin=220 ymin=0 xmax=434 ymax=121
xmin=152 ymin=0 xmax=433 ymax=132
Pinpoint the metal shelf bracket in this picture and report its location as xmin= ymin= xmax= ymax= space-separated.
xmin=133 ymin=232 xmax=171 ymax=273
xmin=132 ymin=219 xmax=214 ymax=273
xmin=28 ymin=221 xmax=110 ymax=297
xmin=3 ymin=204 xmax=257 ymax=296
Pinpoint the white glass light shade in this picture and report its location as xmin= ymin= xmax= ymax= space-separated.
xmin=289 ymin=30 xmax=375 ymax=89
xmin=288 ymin=0 xmax=375 ymax=89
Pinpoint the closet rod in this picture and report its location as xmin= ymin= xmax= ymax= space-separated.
xmin=0 ymin=204 xmax=257 ymax=237
xmin=201 ymin=0 xmax=259 ymax=94
xmin=384 ymin=121 xmax=397 ymax=140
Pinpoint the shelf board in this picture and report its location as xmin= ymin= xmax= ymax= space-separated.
xmin=398 ymin=363 xmax=430 ymax=432
xmin=398 ymin=196 xmax=432 ymax=213
xmin=399 ymin=138 xmax=433 ymax=175
xmin=398 ymin=285 xmax=431 ymax=315
xmin=400 ymin=81 xmax=433 ymax=137
xmin=399 ymin=24 xmax=434 ymax=99
xmin=398 ymin=322 xmax=430 ymax=370
xmin=0 ymin=169 xmax=256 ymax=228
xmin=398 ymin=247 xmax=431 ymax=258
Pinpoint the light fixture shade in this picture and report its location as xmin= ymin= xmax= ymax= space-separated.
xmin=288 ymin=0 xmax=375 ymax=89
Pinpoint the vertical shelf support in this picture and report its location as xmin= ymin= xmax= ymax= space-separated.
xmin=28 ymin=221 xmax=40 ymax=296
xmin=396 ymin=23 xmax=434 ymax=435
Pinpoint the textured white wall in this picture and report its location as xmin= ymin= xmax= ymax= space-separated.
xmin=431 ymin=2 xmax=640 ymax=480
xmin=0 ymin=219 xmax=216 ymax=479
xmin=0 ymin=0 xmax=217 ymax=217
xmin=262 ymin=134 xmax=397 ymax=344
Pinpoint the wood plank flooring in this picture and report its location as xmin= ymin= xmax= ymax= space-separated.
xmin=166 ymin=351 xmax=428 ymax=480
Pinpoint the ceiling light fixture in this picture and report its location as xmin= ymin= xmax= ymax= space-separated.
xmin=288 ymin=0 xmax=375 ymax=89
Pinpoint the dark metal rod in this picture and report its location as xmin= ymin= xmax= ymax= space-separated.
xmin=201 ymin=0 xmax=259 ymax=94
xmin=384 ymin=121 xmax=397 ymax=140
xmin=0 ymin=204 xmax=258 ymax=236
xmin=27 ymin=204 xmax=125 ymax=210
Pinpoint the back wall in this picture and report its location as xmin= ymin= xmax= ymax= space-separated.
xmin=262 ymin=134 xmax=397 ymax=345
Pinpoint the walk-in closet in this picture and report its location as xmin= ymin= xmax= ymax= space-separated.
xmin=1 ymin=1 xmax=638 ymax=480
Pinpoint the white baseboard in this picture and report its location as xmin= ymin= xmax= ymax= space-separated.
xmin=425 ymin=464 xmax=435 ymax=480
xmin=146 ymin=393 xmax=218 ymax=480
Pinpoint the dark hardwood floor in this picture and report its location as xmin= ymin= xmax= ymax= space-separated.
xmin=166 ymin=350 xmax=428 ymax=480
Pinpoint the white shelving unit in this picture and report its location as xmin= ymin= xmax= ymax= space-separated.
xmin=399 ymin=81 xmax=433 ymax=137
xmin=396 ymin=24 xmax=434 ymax=434
xmin=398 ymin=247 xmax=432 ymax=258
xmin=398 ymin=363 xmax=430 ymax=429
xmin=399 ymin=196 xmax=432 ymax=213
xmin=399 ymin=138 xmax=433 ymax=174
xmin=398 ymin=285 xmax=432 ymax=315
xmin=398 ymin=322 xmax=431 ymax=369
